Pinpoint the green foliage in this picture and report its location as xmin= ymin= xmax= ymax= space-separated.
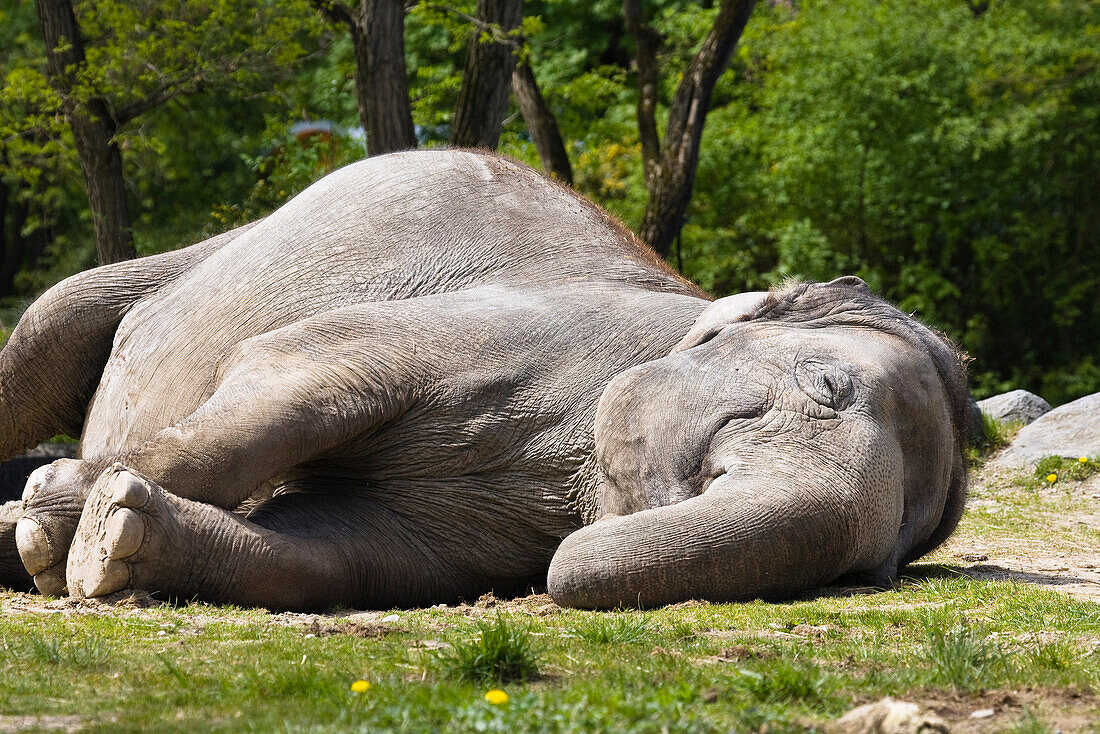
xmin=1030 ymin=455 xmax=1099 ymax=488
xmin=966 ymin=413 xmax=1020 ymax=467
xmin=680 ymin=0 xmax=1100 ymax=404
xmin=0 ymin=0 xmax=324 ymax=301
xmin=437 ymin=614 xmax=541 ymax=683
xmin=212 ymin=122 xmax=367 ymax=227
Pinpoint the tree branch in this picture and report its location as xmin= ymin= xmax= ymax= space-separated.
xmin=634 ymin=0 xmax=758 ymax=257
xmin=512 ymin=58 xmax=572 ymax=184
xmin=114 ymin=78 xmax=203 ymax=125
xmin=420 ymin=2 xmax=522 ymax=47
xmin=311 ymin=0 xmax=358 ymax=29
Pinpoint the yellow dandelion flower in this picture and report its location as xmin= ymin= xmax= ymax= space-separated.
xmin=1080 ymin=457 xmax=1089 ymax=463
xmin=484 ymin=689 xmax=509 ymax=705
xmin=1046 ymin=473 xmax=1057 ymax=483
xmin=350 ymin=680 xmax=371 ymax=693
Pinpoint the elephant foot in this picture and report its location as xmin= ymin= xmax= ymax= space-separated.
xmin=16 ymin=459 xmax=89 ymax=595
xmin=67 ymin=465 xmax=166 ymax=599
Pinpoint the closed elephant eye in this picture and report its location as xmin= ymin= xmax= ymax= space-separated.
xmin=795 ymin=361 xmax=855 ymax=412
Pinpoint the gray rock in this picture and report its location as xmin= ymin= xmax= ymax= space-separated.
xmin=991 ymin=392 xmax=1100 ymax=468
xmin=977 ymin=389 xmax=1052 ymax=425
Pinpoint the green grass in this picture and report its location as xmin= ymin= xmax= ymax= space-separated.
xmin=920 ymin=616 xmax=1007 ymax=692
xmin=1 ymin=460 xmax=1098 ymax=731
xmin=568 ymin=613 xmax=650 ymax=644
xmin=435 ymin=614 xmax=541 ymax=683
xmin=966 ymin=413 xmax=1020 ymax=466
xmin=1029 ymin=455 xmax=1100 ymax=488
xmin=2 ymin=578 xmax=1096 ymax=732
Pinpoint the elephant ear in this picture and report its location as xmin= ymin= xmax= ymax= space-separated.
xmin=823 ymin=275 xmax=872 ymax=293
xmin=673 ymin=277 xmax=873 ymax=354
xmin=671 ymin=291 xmax=769 ymax=353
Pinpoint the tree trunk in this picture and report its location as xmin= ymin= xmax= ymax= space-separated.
xmin=623 ymin=0 xmax=661 ymax=186
xmin=512 ymin=61 xmax=573 ymax=184
xmin=627 ymin=0 xmax=757 ymax=258
xmin=35 ymin=0 xmax=136 ymax=264
xmin=350 ymin=0 xmax=417 ymax=155
xmin=451 ymin=0 xmax=524 ymax=149
xmin=0 ymin=172 xmax=14 ymax=298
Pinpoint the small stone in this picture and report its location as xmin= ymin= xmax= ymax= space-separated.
xmin=970 ymin=709 xmax=995 ymax=719
xmin=381 ymin=614 xmax=399 ymax=624
xmin=304 ymin=633 xmax=316 ymax=639
xmin=827 ymin=698 xmax=949 ymax=734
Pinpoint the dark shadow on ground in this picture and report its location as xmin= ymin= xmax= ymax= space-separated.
xmin=898 ymin=562 xmax=1098 ymax=591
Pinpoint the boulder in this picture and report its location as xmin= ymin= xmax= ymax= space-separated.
xmin=977 ymin=389 xmax=1052 ymax=425
xmin=991 ymin=392 xmax=1100 ymax=468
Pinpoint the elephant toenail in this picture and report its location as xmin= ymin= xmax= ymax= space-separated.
xmin=33 ymin=568 xmax=66 ymax=597
xmin=22 ymin=464 xmax=52 ymax=505
xmin=111 ymin=472 xmax=151 ymax=508
xmin=105 ymin=509 xmax=144 ymax=559
xmin=85 ymin=559 xmax=130 ymax=598
xmin=15 ymin=517 xmax=53 ymax=575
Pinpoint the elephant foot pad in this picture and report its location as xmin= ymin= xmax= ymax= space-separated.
xmin=67 ymin=465 xmax=161 ymax=599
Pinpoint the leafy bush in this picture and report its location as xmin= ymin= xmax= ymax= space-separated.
xmin=966 ymin=413 xmax=1020 ymax=467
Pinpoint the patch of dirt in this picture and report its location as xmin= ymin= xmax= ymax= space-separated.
xmin=1 ymin=589 xmax=165 ymax=618
xmin=700 ymin=644 xmax=777 ymax=663
xmin=272 ymin=610 xmax=397 ymax=638
xmin=427 ymin=592 xmax=564 ymax=620
xmin=931 ymin=467 xmax=1100 ymax=601
xmin=0 ymin=715 xmax=86 ymax=732
xmin=915 ymin=687 xmax=1097 ymax=733
xmin=824 ymin=688 xmax=1099 ymax=734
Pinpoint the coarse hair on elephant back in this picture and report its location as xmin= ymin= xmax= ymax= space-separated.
xmin=749 ymin=278 xmax=971 ymax=564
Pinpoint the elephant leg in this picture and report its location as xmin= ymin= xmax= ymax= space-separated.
xmin=14 ymin=308 xmax=418 ymax=593
xmin=0 ymin=229 xmax=257 ymax=590
xmin=14 ymin=458 xmax=103 ymax=595
xmin=0 ymin=222 xmax=255 ymax=460
xmin=0 ymin=500 xmax=32 ymax=590
xmin=65 ymin=465 xmax=450 ymax=609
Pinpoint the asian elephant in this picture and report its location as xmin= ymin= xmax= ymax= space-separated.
xmin=0 ymin=150 xmax=970 ymax=610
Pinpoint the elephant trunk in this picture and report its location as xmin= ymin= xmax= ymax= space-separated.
xmin=547 ymin=475 xmax=897 ymax=609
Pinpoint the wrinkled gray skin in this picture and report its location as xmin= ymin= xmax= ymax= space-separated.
xmin=0 ymin=150 xmax=970 ymax=610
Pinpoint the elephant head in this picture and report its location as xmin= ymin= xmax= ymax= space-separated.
xmin=548 ymin=277 xmax=970 ymax=608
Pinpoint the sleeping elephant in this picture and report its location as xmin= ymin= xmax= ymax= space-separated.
xmin=0 ymin=150 xmax=970 ymax=610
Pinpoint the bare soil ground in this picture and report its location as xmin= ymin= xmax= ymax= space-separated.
xmin=932 ymin=468 xmax=1100 ymax=602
